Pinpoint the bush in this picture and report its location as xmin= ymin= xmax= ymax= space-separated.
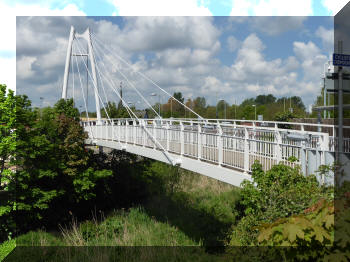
xmin=228 ymin=161 xmax=327 ymax=246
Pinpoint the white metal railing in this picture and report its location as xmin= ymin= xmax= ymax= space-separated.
xmin=82 ymin=118 xmax=350 ymax=175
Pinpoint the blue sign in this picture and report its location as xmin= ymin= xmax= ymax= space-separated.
xmin=333 ymin=53 xmax=350 ymax=67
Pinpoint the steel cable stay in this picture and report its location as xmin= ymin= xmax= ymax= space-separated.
xmin=90 ymin=40 xmax=148 ymax=120
xmin=87 ymin=39 xmax=176 ymax=165
xmin=91 ymin=36 xmax=161 ymax=119
xmin=74 ymin=38 xmax=128 ymax=147
xmin=72 ymin=43 xmax=94 ymax=139
xmin=91 ymin=33 xmax=204 ymax=120
xmin=74 ymin=38 xmax=113 ymax=123
xmin=94 ymin=59 xmax=176 ymax=165
xmin=88 ymin=38 xmax=134 ymax=121
xmin=94 ymin=62 xmax=176 ymax=165
xmin=74 ymin=37 xmax=126 ymax=148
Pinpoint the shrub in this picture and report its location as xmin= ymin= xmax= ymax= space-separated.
xmin=228 ymin=161 xmax=327 ymax=246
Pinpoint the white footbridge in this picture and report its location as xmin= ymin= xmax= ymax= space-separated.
xmin=62 ymin=26 xmax=350 ymax=187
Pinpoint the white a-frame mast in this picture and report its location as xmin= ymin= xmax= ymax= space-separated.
xmin=62 ymin=26 xmax=101 ymax=123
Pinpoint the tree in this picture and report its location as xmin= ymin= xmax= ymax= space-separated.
xmin=171 ymin=92 xmax=185 ymax=117
xmin=173 ymin=92 xmax=184 ymax=104
xmin=101 ymin=101 xmax=119 ymax=118
xmin=255 ymin=94 xmax=276 ymax=105
xmin=290 ymin=96 xmax=306 ymax=111
xmin=116 ymin=100 xmax=130 ymax=118
xmin=0 ymin=85 xmax=17 ymax=189
xmin=0 ymin=97 xmax=112 ymax=240
xmin=193 ymin=97 xmax=206 ymax=116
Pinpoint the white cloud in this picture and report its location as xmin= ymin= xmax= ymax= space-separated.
xmin=0 ymin=1 xmax=85 ymax=91
xmin=227 ymin=36 xmax=240 ymax=52
xmin=230 ymin=0 xmax=253 ymax=15
xmin=315 ymin=26 xmax=334 ymax=51
xmin=293 ymin=41 xmax=323 ymax=61
xmin=250 ymin=17 xmax=307 ymax=36
xmin=293 ymin=41 xmax=327 ymax=82
xmin=16 ymin=56 xmax=37 ymax=79
xmin=227 ymin=16 xmax=307 ymax=36
xmin=109 ymin=0 xmax=212 ymax=16
xmin=117 ymin=17 xmax=220 ymax=52
xmin=230 ymin=0 xmax=313 ymax=16
xmin=15 ymin=16 xmax=329 ymax=109
xmin=322 ymin=0 xmax=349 ymax=15
xmin=0 ymin=57 xmax=16 ymax=92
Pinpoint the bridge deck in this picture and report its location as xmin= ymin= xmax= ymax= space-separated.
xmin=82 ymin=118 xmax=350 ymax=187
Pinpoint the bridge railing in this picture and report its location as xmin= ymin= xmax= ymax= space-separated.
xmin=82 ymin=118 xmax=342 ymax=177
xmin=82 ymin=118 xmax=350 ymax=153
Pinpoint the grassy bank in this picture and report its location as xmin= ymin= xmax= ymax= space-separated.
xmin=2 ymin=166 xmax=239 ymax=261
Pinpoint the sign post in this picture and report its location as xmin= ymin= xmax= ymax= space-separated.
xmin=333 ymin=53 xmax=350 ymax=67
xmin=333 ymin=42 xmax=348 ymax=156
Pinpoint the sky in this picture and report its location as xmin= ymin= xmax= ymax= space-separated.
xmin=1 ymin=0 xmax=350 ymax=112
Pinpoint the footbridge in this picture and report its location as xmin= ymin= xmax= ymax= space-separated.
xmin=82 ymin=118 xmax=349 ymax=186
xmin=61 ymin=26 xmax=349 ymax=187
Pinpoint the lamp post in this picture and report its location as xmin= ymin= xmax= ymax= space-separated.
xmin=151 ymin=93 xmax=160 ymax=116
xmin=219 ymin=99 xmax=227 ymax=119
xmin=39 ymin=97 xmax=44 ymax=118
xmin=323 ymin=60 xmax=331 ymax=119
xmin=234 ymin=99 xmax=237 ymax=119
xmin=252 ymin=104 xmax=256 ymax=121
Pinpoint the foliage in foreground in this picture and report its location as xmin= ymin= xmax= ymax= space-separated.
xmin=255 ymin=190 xmax=350 ymax=261
xmin=0 ymin=95 xmax=112 ymax=241
xmin=0 ymin=239 xmax=15 ymax=261
xmin=228 ymin=162 xmax=328 ymax=246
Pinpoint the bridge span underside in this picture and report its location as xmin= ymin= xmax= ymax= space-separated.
xmin=86 ymin=138 xmax=252 ymax=187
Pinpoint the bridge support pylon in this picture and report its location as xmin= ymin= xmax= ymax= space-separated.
xmin=62 ymin=26 xmax=102 ymax=124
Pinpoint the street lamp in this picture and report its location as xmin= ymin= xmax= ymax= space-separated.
xmin=40 ymin=97 xmax=44 ymax=118
xmin=150 ymin=93 xmax=160 ymax=116
xmin=234 ymin=99 xmax=237 ymax=119
xmin=252 ymin=104 xmax=256 ymax=121
xmin=219 ymin=99 xmax=227 ymax=119
xmin=323 ymin=60 xmax=332 ymax=119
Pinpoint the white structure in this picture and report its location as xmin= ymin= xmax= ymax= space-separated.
xmin=61 ymin=25 xmax=350 ymax=187
xmin=62 ymin=26 xmax=101 ymax=123
xmin=82 ymin=118 xmax=348 ymax=187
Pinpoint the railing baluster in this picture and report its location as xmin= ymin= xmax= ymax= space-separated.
xmin=244 ymin=127 xmax=249 ymax=174
xmin=180 ymin=122 xmax=184 ymax=155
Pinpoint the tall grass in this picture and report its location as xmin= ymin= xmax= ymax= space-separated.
xmin=59 ymin=207 xmax=200 ymax=246
xmin=0 ymin=239 xmax=15 ymax=261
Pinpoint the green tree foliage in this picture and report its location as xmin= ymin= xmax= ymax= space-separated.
xmin=255 ymin=94 xmax=276 ymax=105
xmin=0 ymin=97 xmax=112 ymax=241
xmin=0 ymin=85 xmax=17 ymax=189
xmin=101 ymin=101 xmax=118 ymax=118
xmin=193 ymin=97 xmax=206 ymax=116
xmin=173 ymin=92 xmax=184 ymax=104
xmin=256 ymin=192 xmax=350 ymax=262
xmin=228 ymin=162 xmax=325 ymax=246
